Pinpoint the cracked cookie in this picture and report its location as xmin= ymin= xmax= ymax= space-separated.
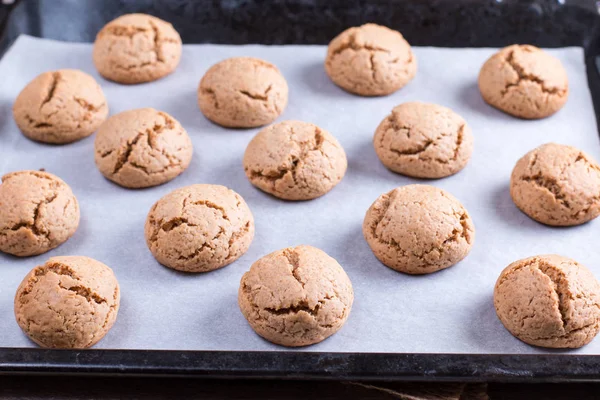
xmin=478 ymin=45 xmax=568 ymax=119
xmin=94 ymin=108 xmax=193 ymax=189
xmin=510 ymin=143 xmax=600 ymax=226
xmin=145 ymin=184 xmax=254 ymax=272
xmin=14 ymin=256 xmax=120 ymax=348
xmin=197 ymin=57 xmax=288 ymax=128
xmin=239 ymin=245 xmax=353 ymax=347
xmin=373 ymin=102 xmax=473 ymax=179
xmin=243 ymin=120 xmax=347 ymax=200
xmin=363 ymin=184 xmax=474 ymax=274
xmin=325 ymin=23 xmax=417 ymax=96
xmin=13 ymin=69 xmax=108 ymax=144
xmin=0 ymin=171 xmax=80 ymax=257
xmin=494 ymin=255 xmax=600 ymax=348
xmin=93 ymin=13 xmax=182 ymax=84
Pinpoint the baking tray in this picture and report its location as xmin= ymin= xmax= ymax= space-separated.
xmin=2 ymin=0 xmax=600 ymax=382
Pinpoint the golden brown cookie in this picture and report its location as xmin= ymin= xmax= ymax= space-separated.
xmin=325 ymin=23 xmax=417 ymax=96
xmin=145 ymin=184 xmax=254 ymax=272
xmin=373 ymin=102 xmax=473 ymax=179
xmin=197 ymin=57 xmax=288 ymax=128
xmin=13 ymin=69 xmax=108 ymax=144
xmin=478 ymin=45 xmax=568 ymax=119
xmin=510 ymin=143 xmax=600 ymax=226
xmin=93 ymin=13 xmax=182 ymax=84
xmin=94 ymin=108 xmax=193 ymax=189
xmin=243 ymin=120 xmax=347 ymax=200
xmin=0 ymin=171 xmax=80 ymax=257
xmin=238 ymin=245 xmax=353 ymax=347
xmin=363 ymin=185 xmax=474 ymax=274
xmin=494 ymin=255 xmax=600 ymax=349
xmin=14 ymin=256 xmax=120 ymax=349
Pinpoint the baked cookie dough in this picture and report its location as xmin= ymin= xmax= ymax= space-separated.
xmin=197 ymin=57 xmax=288 ymax=128
xmin=145 ymin=184 xmax=254 ymax=272
xmin=325 ymin=23 xmax=417 ymax=96
xmin=373 ymin=102 xmax=473 ymax=178
xmin=14 ymin=256 xmax=120 ymax=349
xmin=494 ymin=255 xmax=600 ymax=349
xmin=478 ymin=45 xmax=568 ymax=119
xmin=93 ymin=13 xmax=182 ymax=84
xmin=0 ymin=171 xmax=80 ymax=257
xmin=243 ymin=120 xmax=347 ymax=200
xmin=363 ymin=184 xmax=474 ymax=274
xmin=13 ymin=69 xmax=108 ymax=144
xmin=510 ymin=143 xmax=600 ymax=226
xmin=94 ymin=108 xmax=193 ymax=189
xmin=239 ymin=245 xmax=353 ymax=347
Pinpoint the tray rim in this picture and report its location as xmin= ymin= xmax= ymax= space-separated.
xmin=2 ymin=0 xmax=600 ymax=383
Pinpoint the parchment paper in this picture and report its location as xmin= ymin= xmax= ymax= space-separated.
xmin=0 ymin=35 xmax=598 ymax=354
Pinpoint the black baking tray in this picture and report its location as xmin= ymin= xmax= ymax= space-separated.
xmin=1 ymin=0 xmax=600 ymax=382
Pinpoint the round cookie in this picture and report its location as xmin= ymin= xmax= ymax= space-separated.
xmin=239 ymin=245 xmax=353 ymax=347
xmin=373 ymin=102 xmax=473 ymax=179
xmin=510 ymin=143 xmax=600 ymax=226
xmin=478 ymin=45 xmax=568 ymax=119
xmin=94 ymin=108 xmax=193 ymax=189
xmin=0 ymin=171 xmax=80 ymax=257
xmin=14 ymin=256 xmax=120 ymax=349
xmin=494 ymin=255 xmax=600 ymax=349
xmin=13 ymin=69 xmax=108 ymax=144
xmin=145 ymin=184 xmax=254 ymax=272
xmin=243 ymin=120 xmax=347 ymax=200
xmin=93 ymin=13 xmax=182 ymax=84
xmin=363 ymin=184 xmax=475 ymax=274
xmin=325 ymin=23 xmax=417 ymax=96
xmin=197 ymin=57 xmax=288 ymax=128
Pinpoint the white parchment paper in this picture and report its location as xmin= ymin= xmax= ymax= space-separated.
xmin=0 ymin=35 xmax=598 ymax=354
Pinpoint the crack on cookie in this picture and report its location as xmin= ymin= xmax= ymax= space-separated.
xmin=239 ymin=84 xmax=272 ymax=102
xmin=58 ymin=282 xmax=107 ymax=305
xmin=176 ymin=227 xmax=226 ymax=261
xmin=160 ymin=217 xmax=197 ymax=232
xmin=148 ymin=21 xmax=164 ymax=63
xmin=264 ymin=299 xmax=322 ymax=317
xmin=201 ymin=87 xmax=220 ymax=109
xmin=188 ymin=200 xmax=229 ymax=221
xmin=226 ymin=221 xmax=251 ymax=260
xmin=331 ymin=32 xmax=391 ymax=56
xmin=369 ymin=53 xmax=377 ymax=82
xmin=112 ymin=133 xmax=144 ymax=174
xmin=536 ymin=263 xmax=571 ymax=332
xmin=74 ymin=97 xmax=105 ymax=113
xmin=40 ymin=72 xmax=60 ymax=111
xmin=102 ymin=25 xmax=147 ymax=38
xmin=521 ymin=174 xmax=570 ymax=208
xmin=528 ymin=321 xmax=599 ymax=342
xmin=417 ymin=211 xmax=471 ymax=259
xmin=501 ymin=49 xmax=565 ymax=96
xmin=282 ymin=248 xmax=304 ymax=288
xmin=2 ymin=186 xmax=59 ymax=243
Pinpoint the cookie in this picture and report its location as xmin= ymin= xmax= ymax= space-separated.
xmin=197 ymin=57 xmax=288 ymax=128
xmin=478 ymin=45 xmax=568 ymax=119
xmin=239 ymin=245 xmax=353 ymax=347
xmin=373 ymin=102 xmax=473 ymax=179
xmin=325 ymin=23 xmax=417 ymax=96
xmin=13 ymin=69 xmax=108 ymax=144
xmin=243 ymin=120 xmax=347 ymax=200
xmin=145 ymin=184 xmax=254 ymax=272
xmin=14 ymin=256 xmax=120 ymax=349
xmin=94 ymin=108 xmax=193 ymax=189
xmin=93 ymin=13 xmax=182 ymax=84
xmin=0 ymin=171 xmax=80 ymax=257
xmin=494 ymin=255 xmax=600 ymax=349
xmin=363 ymin=184 xmax=474 ymax=274
xmin=510 ymin=143 xmax=600 ymax=226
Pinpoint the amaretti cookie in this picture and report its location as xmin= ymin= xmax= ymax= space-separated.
xmin=198 ymin=57 xmax=288 ymax=128
xmin=239 ymin=245 xmax=353 ymax=347
xmin=363 ymin=185 xmax=474 ymax=274
xmin=0 ymin=171 xmax=80 ymax=257
xmin=14 ymin=256 xmax=120 ymax=349
xmin=510 ymin=143 xmax=600 ymax=226
xmin=494 ymin=255 xmax=600 ymax=349
xmin=325 ymin=23 xmax=417 ymax=96
xmin=93 ymin=13 xmax=182 ymax=84
xmin=145 ymin=184 xmax=254 ymax=272
xmin=243 ymin=120 xmax=347 ymax=200
xmin=13 ymin=69 xmax=108 ymax=144
xmin=478 ymin=45 xmax=568 ymax=119
xmin=94 ymin=108 xmax=193 ymax=189
xmin=373 ymin=102 xmax=473 ymax=178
